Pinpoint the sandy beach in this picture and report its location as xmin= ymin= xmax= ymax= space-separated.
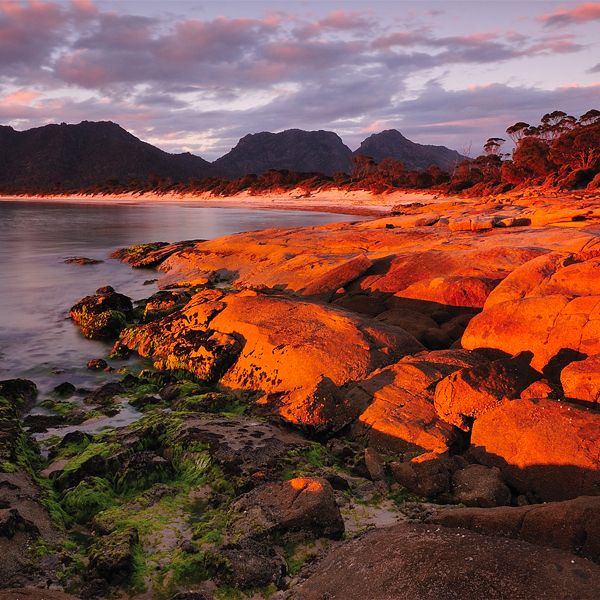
xmin=0 ymin=187 xmax=450 ymax=216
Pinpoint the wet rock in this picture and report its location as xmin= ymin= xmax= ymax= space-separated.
xmin=470 ymin=397 xmax=600 ymax=501
xmin=433 ymin=353 xmax=540 ymax=430
xmin=70 ymin=287 xmax=133 ymax=340
xmin=286 ymin=522 xmax=600 ymax=600
xmin=229 ymin=477 xmax=344 ymax=541
xmin=87 ymin=358 xmax=108 ymax=370
xmin=452 ymin=464 xmax=511 ymax=508
xmin=114 ymin=451 xmax=173 ymax=492
xmin=430 ymin=496 xmax=600 ymax=563
xmin=63 ymin=256 xmax=103 ymax=265
xmin=53 ymin=381 xmax=76 ymax=397
xmin=111 ymin=240 xmax=202 ymax=268
xmin=85 ymin=381 xmax=124 ymax=405
xmin=88 ymin=528 xmax=139 ymax=584
xmin=0 ymin=379 xmax=37 ymax=413
xmin=560 ymin=354 xmax=600 ymax=405
xmin=22 ymin=413 xmax=65 ymax=433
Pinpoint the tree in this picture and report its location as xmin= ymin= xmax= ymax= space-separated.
xmin=483 ymin=137 xmax=505 ymax=156
xmin=550 ymin=122 xmax=600 ymax=170
xmin=512 ymin=136 xmax=553 ymax=179
xmin=579 ymin=109 xmax=600 ymax=126
xmin=351 ymin=155 xmax=376 ymax=180
xmin=506 ymin=122 xmax=530 ymax=144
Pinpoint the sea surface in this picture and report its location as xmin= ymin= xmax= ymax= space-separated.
xmin=0 ymin=200 xmax=356 ymax=396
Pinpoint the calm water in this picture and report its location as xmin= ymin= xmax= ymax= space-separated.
xmin=0 ymin=200 xmax=356 ymax=395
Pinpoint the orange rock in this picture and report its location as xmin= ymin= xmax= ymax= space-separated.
xmin=348 ymin=349 xmax=484 ymax=453
xmin=464 ymin=253 xmax=600 ymax=371
xmin=560 ymin=354 xmax=600 ymax=405
xmin=470 ymin=397 xmax=600 ymax=501
xmin=433 ymin=354 xmax=540 ymax=430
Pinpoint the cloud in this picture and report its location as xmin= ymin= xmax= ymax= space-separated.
xmin=539 ymin=2 xmax=600 ymax=26
xmin=588 ymin=62 xmax=600 ymax=73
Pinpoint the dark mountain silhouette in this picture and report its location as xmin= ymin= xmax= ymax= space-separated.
xmin=355 ymin=129 xmax=465 ymax=171
xmin=0 ymin=121 xmax=468 ymax=193
xmin=213 ymin=129 xmax=353 ymax=177
xmin=0 ymin=121 xmax=212 ymax=191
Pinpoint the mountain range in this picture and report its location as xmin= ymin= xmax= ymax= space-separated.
xmin=0 ymin=121 xmax=466 ymax=190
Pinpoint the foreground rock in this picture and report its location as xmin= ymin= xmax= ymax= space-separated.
xmin=470 ymin=397 xmax=600 ymax=501
xmin=430 ymin=496 xmax=600 ymax=563
xmin=118 ymin=289 xmax=423 ymax=431
xmin=287 ymin=523 xmax=600 ymax=600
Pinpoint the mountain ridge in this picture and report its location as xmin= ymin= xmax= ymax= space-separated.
xmin=0 ymin=120 xmax=466 ymax=191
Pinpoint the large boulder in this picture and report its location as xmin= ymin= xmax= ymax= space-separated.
xmin=470 ymin=397 xmax=600 ymax=501
xmin=348 ymin=350 xmax=484 ymax=453
xmin=229 ymin=477 xmax=344 ymax=542
xmin=462 ymin=253 xmax=600 ymax=372
xmin=430 ymin=496 xmax=600 ymax=563
xmin=560 ymin=354 xmax=600 ymax=405
xmin=286 ymin=523 xmax=600 ymax=600
xmin=433 ymin=353 xmax=540 ymax=430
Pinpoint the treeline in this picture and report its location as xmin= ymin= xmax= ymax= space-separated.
xmin=2 ymin=109 xmax=598 ymax=197
xmin=448 ymin=109 xmax=600 ymax=196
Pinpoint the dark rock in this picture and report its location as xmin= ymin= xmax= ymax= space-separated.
xmin=0 ymin=379 xmax=37 ymax=413
xmin=364 ymin=447 xmax=385 ymax=481
xmin=430 ymin=496 xmax=600 ymax=564
xmin=114 ymin=451 xmax=173 ymax=492
xmin=63 ymin=256 xmax=103 ymax=265
xmin=53 ymin=382 xmax=76 ymax=398
xmin=88 ymin=528 xmax=139 ymax=584
xmin=452 ymin=464 xmax=511 ymax=508
xmin=287 ymin=522 xmax=600 ymax=600
xmin=229 ymin=477 xmax=344 ymax=542
xmin=87 ymin=358 xmax=108 ymax=370
xmin=23 ymin=413 xmax=65 ymax=433
xmin=218 ymin=538 xmax=286 ymax=589
xmin=85 ymin=381 xmax=124 ymax=405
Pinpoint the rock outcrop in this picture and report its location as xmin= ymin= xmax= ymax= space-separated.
xmin=287 ymin=523 xmax=600 ymax=600
xmin=470 ymin=397 xmax=600 ymax=501
xmin=430 ymin=496 xmax=600 ymax=563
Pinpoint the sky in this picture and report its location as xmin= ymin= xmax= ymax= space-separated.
xmin=0 ymin=0 xmax=599 ymax=160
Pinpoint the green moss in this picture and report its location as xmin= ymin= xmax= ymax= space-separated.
xmin=282 ymin=443 xmax=335 ymax=479
xmin=60 ymin=441 xmax=119 ymax=475
xmin=40 ymin=399 xmax=77 ymax=417
xmin=62 ymin=477 xmax=116 ymax=523
xmin=73 ymin=306 xmax=127 ymax=340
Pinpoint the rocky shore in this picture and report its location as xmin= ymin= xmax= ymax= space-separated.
xmin=2 ymin=191 xmax=600 ymax=599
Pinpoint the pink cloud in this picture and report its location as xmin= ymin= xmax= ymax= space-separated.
xmin=1 ymin=89 xmax=39 ymax=105
xmin=539 ymin=2 xmax=600 ymax=26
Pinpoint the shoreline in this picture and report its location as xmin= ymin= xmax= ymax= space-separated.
xmin=0 ymin=188 xmax=449 ymax=216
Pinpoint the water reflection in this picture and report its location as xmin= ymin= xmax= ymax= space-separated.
xmin=0 ymin=200 xmax=356 ymax=393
